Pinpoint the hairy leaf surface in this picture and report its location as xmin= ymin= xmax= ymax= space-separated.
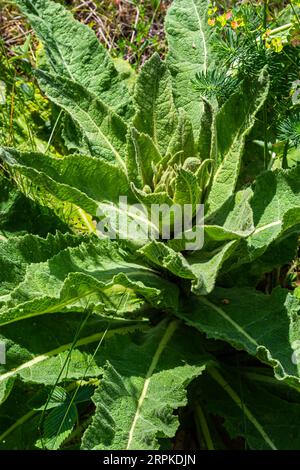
xmin=82 ymin=321 xmax=210 ymax=449
xmin=166 ymin=0 xmax=216 ymax=135
xmin=16 ymin=0 xmax=132 ymax=116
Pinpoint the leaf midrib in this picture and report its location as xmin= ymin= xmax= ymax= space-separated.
xmin=70 ymin=100 xmax=127 ymax=172
xmin=191 ymin=0 xmax=207 ymax=74
xmin=199 ymin=297 xmax=258 ymax=347
xmin=208 ymin=366 xmax=277 ymax=450
xmin=126 ymin=319 xmax=179 ymax=449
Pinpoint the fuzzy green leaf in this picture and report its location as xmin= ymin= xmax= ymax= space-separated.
xmin=141 ymin=239 xmax=238 ymax=295
xmin=0 ymin=238 xmax=179 ymax=325
xmin=207 ymin=70 xmax=270 ymax=215
xmin=173 ymin=167 xmax=201 ymax=208
xmin=35 ymin=70 xmax=128 ymax=167
xmin=0 ymin=231 xmax=84 ymax=299
xmin=166 ymin=0 xmax=216 ymax=135
xmin=166 ymin=108 xmax=195 ymax=160
xmin=133 ymin=54 xmax=178 ymax=155
xmin=1 ymin=149 xmax=132 ymax=217
xmin=126 ymin=128 xmax=161 ymax=189
xmin=247 ymin=166 xmax=300 ymax=256
xmin=179 ymin=288 xmax=300 ymax=386
xmin=0 ymin=175 xmax=67 ymax=237
xmin=197 ymin=367 xmax=300 ymax=449
xmin=81 ymin=320 xmax=210 ymax=450
xmin=15 ymin=0 xmax=132 ymax=116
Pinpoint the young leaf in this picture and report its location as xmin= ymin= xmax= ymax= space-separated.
xmin=198 ymin=98 xmax=214 ymax=161
xmin=126 ymin=128 xmax=161 ymax=189
xmin=166 ymin=108 xmax=195 ymax=161
xmin=130 ymin=185 xmax=174 ymax=219
xmin=207 ymin=69 xmax=270 ymax=215
xmin=166 ymin=0 xmax=216 ymax=136
xmin=133 ymin=53 xmax=178 ymax=155
xmin=173 ymin=167 xmax=201 ymax=208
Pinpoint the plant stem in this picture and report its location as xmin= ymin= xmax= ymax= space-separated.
xmin=263 ymin=0 xmax=268 ymax=31
xmin=263 ymin=104 xmax=268 ymax=170
xmin=195 ymin=404 xmax=214 ymax=450
xmin=291 ymin=2 xmax=300 ymax=27
xmin=45 ymin=109 xmax=63 ymax=153
xmin=268 ymin=23 xmax=293 ymax=36
xmin=282 ymin=140 xmax=289 ymax=169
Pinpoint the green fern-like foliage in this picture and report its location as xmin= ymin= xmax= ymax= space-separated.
xmin=208 ymin=1 xmax=300 ymax=160
xmin=193 ymin=69 xmax=240 ymax=106
xmin=278 ymin=112 xmax=300 ymax=147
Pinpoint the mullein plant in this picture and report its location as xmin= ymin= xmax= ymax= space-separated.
xmin=0 ymin=0 xmax=299 ymax=450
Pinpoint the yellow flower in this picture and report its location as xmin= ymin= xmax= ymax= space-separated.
xmin=208 ymin=18 xmax=216 ymax=26
xmin=230 ymin=17 xmax=245 ymax=30
xmin=208 ymin=6 xmax=218 ymax=16
xmin=266 ymin=37 xmax=284 ymax=53
xmin=217 ymin=14 xmax=227 ymax=27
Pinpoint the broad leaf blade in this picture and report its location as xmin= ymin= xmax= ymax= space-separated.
xmin=0 ymin=174 xmax=67 ymax=237
xmin=248 ymin=166 xmax=300 ymax=255
xmin=197 ymin=367 xmax=300 ymax=449
xmin=166 ymin=0 xmax=216 ymax=135
xmin=81 ymin=321 xmax=210 ymax=450
xmin=141 ymin=239 xmax=238 ymax=295
xmin=15 ymin=0 xmax=132 ymax=116
xmin=1 ymin=149 xmax=132 ymax=217
xmin=35 ymin=70 xmax=128 ymax=167
xmin=0 ymin=312 xmax=145 ymax=407
xmin=133 ymin=53 xmax=178 ymax=155
xmin=179 ymin=287 xmax=300 ymax=386
xmin=0 ymin=231 xmax=84 ymax=298
xmin=0 ymin=238 xmax=179 ymax=325
xmin=207 ymin=69 xmax=270 ymax=215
